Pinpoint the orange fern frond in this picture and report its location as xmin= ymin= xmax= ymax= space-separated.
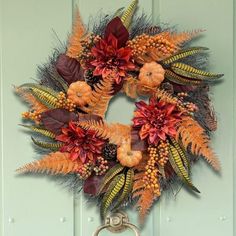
xmin=66 ymin=10 xmax=87 ymax=58
xmin=132 ymin=154 xmax=159 ymax=222
xmin=136 ymin=188 xmax=156 ymax=222
xmin=81 ymin=78 xmax=114 ymax=118
xmin=15 ymin=86 xmax=47 ymax=113
xmin=167 ymin=29 xmax=203 ymax=46
xmin=176 ymin=116 xmax=220 ymax=170
xmin=16 ymin=152 xmax=82 ymax=175
xmin=78 ymin=119 xmax=131 ymax=145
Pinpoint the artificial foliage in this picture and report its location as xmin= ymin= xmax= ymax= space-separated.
xmin=16 ymin=0 xmax=223 ymax=223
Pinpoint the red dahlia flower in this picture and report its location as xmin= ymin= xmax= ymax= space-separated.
xmin=132 ymin=98 xmax=182 ymax=145
xmin=56 ymin=122 xmax=105 ymax=163
xmin=90 ymin=33 xmax=135 ymax=84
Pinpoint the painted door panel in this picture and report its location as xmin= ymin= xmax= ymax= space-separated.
xmin=0 ymin=1 xmax=74 ymax=236
xmin=159 ymin=1 xmax=234 ymax=236
xmin=0 ymin=0 xmax=235 ymax=236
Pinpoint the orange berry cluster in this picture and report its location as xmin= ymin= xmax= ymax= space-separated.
xmin=77 ymin=157 xmax=109 ymax=179
xmin=22 ymin=111 xmax=41 ymax=124
xmin=177 ymin=92 xmax=188 ymax=99
xmin=127 ymin=33 xmax=177 ymax=60
xmin=145 ymin=146 xmax=161 ymax=196
xmin=56 ymin=92 xmax=76 ymax=112
xmin=157 ymin=140 xmax=169 ymax=167
xmin=184 ymin=102 xmax=198 ymax=112
xmin=78 ymin=34 xmax=101 ymax=67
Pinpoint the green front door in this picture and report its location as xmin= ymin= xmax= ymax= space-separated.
xmin=0 ymin=0 xmax=235 ymax=235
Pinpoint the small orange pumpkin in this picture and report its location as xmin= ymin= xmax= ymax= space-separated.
xmin=117 ymin=139 xmax=142 ymax=167
xmin=138 ymin=61 xmax=165 ymax=88
xmin=67 ymin=81 xmax=92 ymax=106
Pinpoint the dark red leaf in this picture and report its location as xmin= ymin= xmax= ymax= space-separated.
xmin=83 ymin=175 xmax=104 ymax=195
xmin=41 ymin=108 xmax=77 ymax=135
xmin=173 ymin=84 xmax=197 ymax=93
xmin=56 ymin=54 xmax=84 ymax=85
xmin=131 ymin=128 xmax=148 ymax=151
xmin=104 ymin=17 xmax=129 ymax=48
xmin=83 ymin=161 xmax=116 ymax=195
xmin=111 ymin=80 xmax=124 ymax=95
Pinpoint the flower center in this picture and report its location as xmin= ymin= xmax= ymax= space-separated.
xmin=150 ymin=113 xmax=165 ymax=128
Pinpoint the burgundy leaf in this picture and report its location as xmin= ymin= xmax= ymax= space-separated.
xmin=170 ymin=81 xmax=197 ymax=93
xmin=83 ymin=161 xmax=116 ymax=195
xmin=104 ymin=17 xmax=129 ymax=48
xmin=131 ymin=128 xmax=148 ymax=151
xmin=41 ymin=108 xmax=77 ymax=135
xmin=83 ymin=175 xmax=104 ymax=195
xmin=56 ymin=54 xmax=84 ymax=85
xmin=111 ymin=80 xmax=124 ymax=95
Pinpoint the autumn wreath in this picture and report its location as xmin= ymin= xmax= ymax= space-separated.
xmin=16 ymin=0 xmax=223 ymax=222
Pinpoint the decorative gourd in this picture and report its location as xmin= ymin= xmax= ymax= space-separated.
xmin=138 ymin=61 xmax=165 ymax=89
xmin=117 ymin=139 xmax=142 ymax=167
xmin=67 ymin=81 xmax=92 ymax=106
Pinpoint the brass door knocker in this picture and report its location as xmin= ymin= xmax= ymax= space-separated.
xmin=92 ymin=212 xmax=141 ymax=235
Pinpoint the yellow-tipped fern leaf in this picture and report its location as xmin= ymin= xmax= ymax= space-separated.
xmin=30 ymin=87 xmax=58 ymax=109
xmin=162 ymin=47 xmax=208 ymax=65
xmin=14 ymin=86 xmax=47 ymax=113
xmin=100 ymin=174 xmax=125 ymax=219
xmin=97 ymin=164 xmax=125 ymax=195
xmin=20 ymin=125 xmax=56 ymax=139
xmin=121 ymin=0 xmax=138 ymax=29
xmin=169 ymin=137 xmax=190 ymax=171
xmin=113 ymin=7 xmax=125 ymax=18
xmin=31 ymin=137 xmax=62 ymax=151
xmin=168 ymin=144 xmax=200 ymax=193
xmin=171 ymin=62 xmax=223 ymax=80
xmin=20 ymin=83 xmax=59 ymax=109
xmin=112 ymin=168 xmax=134 ymax=210
xmin=165 ymin=70 xmax=202 ymax=86
xmin=20 ymin=83 xmax=58 ymax=97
